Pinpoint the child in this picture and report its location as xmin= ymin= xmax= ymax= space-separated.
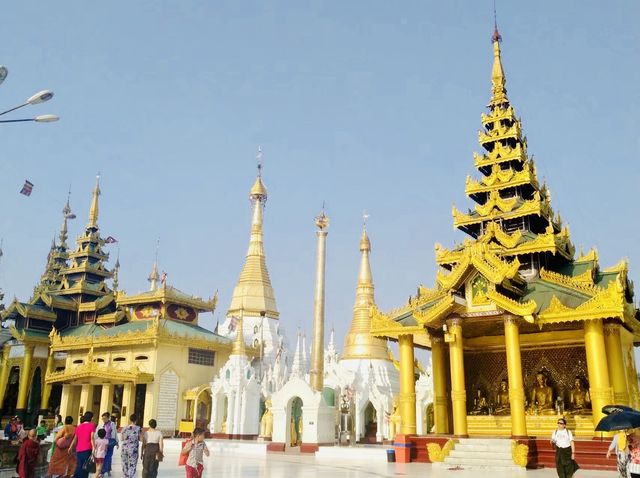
xmin=181 ymin=427 xmax=209 ymax=478
xmin=94 ymin=428 xmax=109 ymax=478
xmin=35 ymin=420 xmax=48 ymax=441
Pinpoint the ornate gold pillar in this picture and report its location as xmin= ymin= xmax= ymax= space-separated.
xmin=398 ymin=334 xmax=416 ymax=435
xmin=603 ymin=323 xmax=629 ymax=405
xmin=504 ymin=316 xmax=527 ymax=438
xmin=447 ymin=318 xmax=467 ymax=437
xmin=16 ymin=344 xmax=35 ymax=415
xmin=122 ymin=383 xmax=136 ymax=420
xmin=99 ymin=384 xmax=114 ymax=415
xmin=40 ymin=350 xmax=55 ymax=412
xmin=584 ymin=319 xmax=614 ymax=428
xmin=79 ymin=384 xmax=94 ymax=417
xmin=0 ymin=345 xmax=11 ymax=406
xmin=431 ymin=335 xmax=449 ymax=434
xmin=59 ymin=384 xmax=73 ymax=418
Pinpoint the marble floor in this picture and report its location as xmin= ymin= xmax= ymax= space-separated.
xmin=99 ymin=440 xmax=617 ymax=478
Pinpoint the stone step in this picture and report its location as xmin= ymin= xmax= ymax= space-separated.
xmin=439 ymin=463 xmax=527 ymax=472
xmin=447 ymin=449 xmax=512 ymax=459
xmin=444 ymin=456 xmax=515 ymax=465
xmin=453 ymin=443 xmax=512 ymax=452
xmin=457 ymin=437 xmax=513 ymax=445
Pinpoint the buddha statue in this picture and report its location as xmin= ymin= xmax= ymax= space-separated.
xmin=567 ymin=376 xmax=591 ymax=414
xmin=528 ymin=371 xmax=556 ymax=415
xmin=469 ymin=388 xmax=489 ymax=415
xmin=259 ymin=399 xmax=273 ymax=438
xmin=494 ymin=379 xmax=510 ymax=415
xmin=388 ymin=398 xmax=401 ymax=441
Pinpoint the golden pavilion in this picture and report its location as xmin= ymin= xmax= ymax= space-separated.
xmin=0 ymin=177 xmax=232 ymax=434
xmin=371 ymin=28 xmax=640 ymax=439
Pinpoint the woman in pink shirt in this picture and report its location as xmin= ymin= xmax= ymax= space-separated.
xmin=70 ymin=411 xmax=96 ymax=478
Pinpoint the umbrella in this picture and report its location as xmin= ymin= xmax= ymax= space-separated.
xmin=602 ymin=404 xmax=636 ymax=415
xmin=595 ymin=410 xmax=640 ymax=432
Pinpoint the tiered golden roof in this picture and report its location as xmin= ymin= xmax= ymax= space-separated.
xmin=341 ymin=227 xmax=390 ymax=361
xmin=227 ymin=165 xmax=279 ymax=318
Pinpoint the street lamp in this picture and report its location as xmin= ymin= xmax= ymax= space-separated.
xmin=0 ymin=66 xmax=58 ymax=124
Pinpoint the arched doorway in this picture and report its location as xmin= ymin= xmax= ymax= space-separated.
xmin=3 ymin=367 xmax=20 ymax=415
xmin=362 ymin=401 xmax=377 ymax=443
xmin=26 ymin=367 xmax=42 ymax=426
xmin=287 ymin=397 xmax=303 ymax=447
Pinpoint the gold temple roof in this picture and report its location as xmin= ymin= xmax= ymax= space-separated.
xmin=227 ymin=170 xmax=279 ymax=318
xmin=342 ymin=228 xmax=390 ymax=361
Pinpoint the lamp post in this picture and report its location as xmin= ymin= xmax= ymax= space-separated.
xmin=0 ymin=66 xmax=58 ymax=124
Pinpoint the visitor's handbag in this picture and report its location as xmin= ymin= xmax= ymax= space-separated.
xmin=56 ymin=435 xmax=73 ymax=449
xmin=83 ymin=455 xmax=97 ymax=473
xmin=156 ymin=450 xmax=164 ymax=462
xmin=178 ymin=440 xmax=190 ymax=466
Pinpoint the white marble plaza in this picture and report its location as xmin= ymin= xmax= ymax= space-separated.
xmin=97 ymin=439 xmax=616 ymax=478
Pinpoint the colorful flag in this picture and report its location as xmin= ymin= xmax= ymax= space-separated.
xmin=104 ymin=236 xmax=118 ymax=244
xmin=19 ymin=180 xmax=34 ymax=196
xmin=228 ymin=316 xmax=239 ymax=332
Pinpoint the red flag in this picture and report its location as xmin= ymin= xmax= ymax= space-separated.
xmin=19 ymin=180 xmax=34 ymax=196
xmin=104 ymin=236 xmax=118 ymax=244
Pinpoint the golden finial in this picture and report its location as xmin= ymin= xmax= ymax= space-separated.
xmin=231 ymin=314 xmax=246 ymax=356
xmin=360 ymin=211 xmax=371 ymax=252
xmin=87 ymin=174 xmax=101 ymax=229
xmin=250 ymin=147 xmax=268 ymax=200
xmin=489 ymin=8 xmax=509 ymax=108
xmin=113 ymin=248 xmax=120 ymax=291
xmin=148 ymin=239 xmax=160 ymax=291
xmin=60 ymin=188 xmax=75 ymax=248
xmin=315 ymin=203 xmax=329 ymax=231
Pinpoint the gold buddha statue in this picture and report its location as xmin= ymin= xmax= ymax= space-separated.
xmin=567 ymin=376 xmax=591 ymax=414
xmin=494 ymin=379 xmax=510 ymax=415
xmin=259 ymin=399 xmax=273 ymax=438
xmin=528 ymin=371 xmax=556 ymax=415
xmin=469 ymin=388 xmax=489 ymax=415
xmin=388 ymin=398 xmax=401 ymax=441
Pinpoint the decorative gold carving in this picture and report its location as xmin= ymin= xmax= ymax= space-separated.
xmin=538 ymin=279 xmax=630 ymax=324
xmin=427 ymin=439 xmax=456 ymax=462
xmin=369 ymin=304 xmax=424 ymax=339
xmin=540 ymin=268 xmax=600 ymax=296
xmin=486 ymin=290 xmax=536 ymax=323
xmin=511 ymin=440 xmax=529 ymax=467
xmin=412 ymin=294 xmax=455 ymax=326
xmin=45 ymin=361 xmax=154 ymax=384
xmin=451 ymin=390 xmax=467 ymax=402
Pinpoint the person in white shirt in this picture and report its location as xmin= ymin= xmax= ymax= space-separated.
xmin=551 ymin=417 xmax=579 ymax=478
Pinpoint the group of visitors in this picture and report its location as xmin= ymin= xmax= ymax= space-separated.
xmin=554 ymin=417 xmax=640 ymax=478
xmin=9 ymin=410 xmax=210 ymax=478
xmin=44 ymin=411 xmax=164 ymax=478
xmin=3 ymin=416 xmax=27 ymax=441
xmin=606 ymin=426 xmax=640 ymax=478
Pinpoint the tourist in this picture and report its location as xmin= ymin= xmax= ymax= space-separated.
xmin=121 ymin=414 xmax=142 ymax=478
xmin=607 ymin=429 xmax=630 ymax=478
xmin=48 ymin=415 xmax=77 ymax=478
xmin=70 ymin=412 xmax=96 ymax=478
xmin=181 ymin=427 xmax=209 ymax=478
xmin=4 ymin=417 xmax=17 ymax=440
xmin=36 ymin=420 xmax=48 ymax=441
xmin=551 ymin=418 xmax=579 ymax=478
xmin=142 ymin=418 xmax=164 ymax=478
xmin=16 ymin=429 xmax=40 ymax=478
xmin=96 ymin=412 xmax=118 ymax=476
xmin=16 ymin=418 xmax=28 ymax=442
xmin=93 ymin=428 xmax=109 ymax=478
xmin=627 ymin=430 xmax=640 ymax=477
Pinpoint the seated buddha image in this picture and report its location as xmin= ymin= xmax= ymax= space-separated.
xmin=528 ymin=371 xmax=556 ymax=415
xmin=494 ymin=379 xmax=510 ymax=415
xmin=469 ymin=388 xmax=489 ymax=415
xmin=567 ymin=376 xmax=591 ymax=415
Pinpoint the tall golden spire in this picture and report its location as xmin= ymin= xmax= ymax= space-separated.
xmin=342 ymin=219 xmax=390 ymax=361
xmin=87 ymin=175 xmax=101 ymax=229
xmin=227 ymin=149 xmax=279 ymax=318
xmin=59 ymin=192 xmax=72 ymax=248
xmin=489 ymin=25 xmax=509 ymax=107
xmin=231 ymin=316 xmax=246 ymax=356
xmin=148 ymin=240 xmax=160 ymax=291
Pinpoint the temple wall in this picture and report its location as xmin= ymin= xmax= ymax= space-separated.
xmin=464 ymin=346 xmax=588 ymax=411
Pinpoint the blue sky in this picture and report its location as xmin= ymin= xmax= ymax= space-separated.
xmin=0 ymin=1 xmax=638 ymax=360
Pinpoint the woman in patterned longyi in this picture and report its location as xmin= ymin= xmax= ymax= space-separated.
xmin=120 ymin=414 xmax=142 ymax=478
